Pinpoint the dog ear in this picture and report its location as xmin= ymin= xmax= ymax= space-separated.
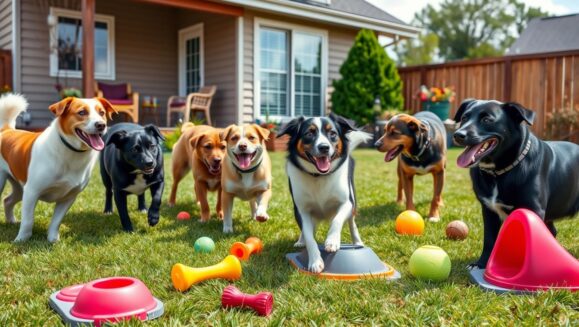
xmin=408 ymin=121 xmax=428 ymax=133
xmin=189 ymin=133 xmax=207 ymax=149
xmin=454 ymin=98 xmax=476 ymax=123
xmin=106 ymin=130 xmax=128 ymax=148
xmin=95 ymin=97 xmax=117 ymax=120
xmin=220 ymin=124 xmax=237 ymax=142
xmin=253 ymin=124 xmax=270 ymax=142
xmin=144 ymin=124 xmax=165 ymax=142
xmin=277 ymin=117 xmax=305 ymax=138
xmin=501 ymin=102 xmax=535 ymax=126
xmin=49 ymin=97 xmax=75 ymax=117
xmin=329 ymin=112 xmax=357 ymax=134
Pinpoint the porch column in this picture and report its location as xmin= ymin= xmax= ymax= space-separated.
xmin=82 ymin=0 xmax=95 ymax=97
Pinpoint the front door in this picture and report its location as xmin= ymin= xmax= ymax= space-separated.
xmin=178 ymin=24 xmax=204 ymax=96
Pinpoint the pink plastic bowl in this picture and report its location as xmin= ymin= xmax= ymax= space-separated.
xmin=70 ymin=277 xmax=158 ymax=322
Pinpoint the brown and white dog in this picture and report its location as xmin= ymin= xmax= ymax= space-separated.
xmin=169 ymin=123 xmax=225 ymax=221
xmin=220 ymin=124 xmax=272 ymax=233
xmin=375 ymin=111 xmax=447 ymax=222
xmin=0 ymin=94 xmax=115 ymax=242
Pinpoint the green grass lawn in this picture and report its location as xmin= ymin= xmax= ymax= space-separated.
xmin=0 ymin=149 xmax=577 ymax=325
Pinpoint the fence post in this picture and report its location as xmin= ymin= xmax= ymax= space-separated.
xmin=503 ymin=57 xmax=512 ymax=101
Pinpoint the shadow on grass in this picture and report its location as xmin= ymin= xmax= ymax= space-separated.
xmin=357 ymin=202 xmax=401 ymax=226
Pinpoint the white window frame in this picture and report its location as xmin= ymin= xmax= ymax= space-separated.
xmin=178 ymin=23 xmax=204 ymax=97
xmin=254 ymin=18 xmax=328 ymax=121
xmin=49 ymin=7 xmax=116 ymax=80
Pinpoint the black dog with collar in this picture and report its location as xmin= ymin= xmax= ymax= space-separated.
xmin=100 ymin=123 xmax=165 ymax=231
xmin=453 ymin=99 xmax=579 ymax=268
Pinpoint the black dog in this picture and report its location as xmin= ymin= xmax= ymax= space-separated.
xmin=453 ymin=99 xmax=579 ymax=268
xmin=100 ymin=123 xmax=165 ymax=231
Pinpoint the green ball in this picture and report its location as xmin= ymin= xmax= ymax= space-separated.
xmin=409 ymin=245 xmax=451 ymax=281
xmin=194 ymin=237 xmax=215 ymax=253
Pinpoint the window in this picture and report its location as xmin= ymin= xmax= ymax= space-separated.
xmin=255 ymin=19 xmax=327 ymax=119
xmin=49 ymin=8 xmax=115 ymax=80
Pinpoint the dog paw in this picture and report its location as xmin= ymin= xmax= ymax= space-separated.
xmin=353 ymin=240 xmax=364 ymax=247
xmin=103 ymin=210 xmax=113 ymax=215
xmin=255 ymin=208 xmax=269 ymax=222
xmin=6 ymin=216 xmax=16 ymax=224
xmin=167 ymin=201 xmax=175 ymax=208
xmin=308 ymin=257 xmax=325 ymax=274
xmin=217 ymin=211 xmax=224 ymax=220
xmin=47 ymin=233 xmax=60 ymax=243
xmin=294 ymin=234 xmax=305 ymax=247
xmin=223 ymin=225 xmax=233 ymax=234
xmin=198 ymin=218 xmax=209 ymax=223
xmin=427 ymin=216 xmax=440 ymax=223
xmin=13 ymin=233 xmax=32 ymax=243
xmin=148 ymin=212 xmax=160 ymax=227
xmin=139 ymin=208 xmax=148 ymax=213
xmin=324 ymin=236 xmax=340 ymax=253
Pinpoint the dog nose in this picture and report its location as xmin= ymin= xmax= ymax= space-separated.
xmin=238 ymin=143 xmax=247 ymax=151
xmin=144 ymin=159 xmax=155 ymax=168
xmin=95 ymin=122 xmax=106 ymax=133
xmin=374 ymin=140 xmax=383 ymax=148
xmin=453 ymin=130 xmax=467 ymax=145
xmin=213 ymin=157 xmax=222 ymax=163
xmin=318 ymin=144 xmax=330 ymax=154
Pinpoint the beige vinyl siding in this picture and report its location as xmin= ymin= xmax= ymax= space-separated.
xmin=19 ymin=0 xmax=238 ymax=128
xmin=0 ymin=0 xmax=11 ymax=50
xmin=178 ymin=12 xmax=237 ymax=127
xmin=242 ymin=10 xmax=356 ymax=122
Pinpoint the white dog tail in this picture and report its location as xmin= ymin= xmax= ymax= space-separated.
xmin=0 ymin=93 xmax=28 ymax=130
xmin=347 ymin=130 xmax=372 ymax=154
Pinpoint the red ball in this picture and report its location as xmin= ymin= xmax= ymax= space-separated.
xmin=176 ymin=211 xmax=191 ymax=220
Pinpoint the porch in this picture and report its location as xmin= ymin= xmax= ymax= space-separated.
xmin=19 ymin=0 xmax=243 ymax=128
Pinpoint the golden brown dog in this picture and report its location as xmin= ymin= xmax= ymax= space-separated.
xmin=375 ymin=112 xmax=447 ymax=222
xmin=220 ymin=124 xmax=272 ymax=233
xmin=169 ymin=123 xmax=225 ymax=222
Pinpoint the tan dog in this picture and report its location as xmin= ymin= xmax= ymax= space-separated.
xmin=0 ymin=94 xmax=115 ymax=242
xmin=169 ymin=123 xmax=225 ymax=221
xmin=221 ymin=124 xmax=272 ymax=233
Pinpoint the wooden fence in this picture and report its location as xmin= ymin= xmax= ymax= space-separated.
xmin=398 ymin=50 xmax=579 ymax=140
xmin=0 ymin=50 xmax=12 ymax=91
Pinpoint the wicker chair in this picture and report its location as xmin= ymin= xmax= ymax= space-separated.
xmin=95 ymin=82 xmax=139 ymax=123
xmin=166 ymin=86 xmax=217 ymax=126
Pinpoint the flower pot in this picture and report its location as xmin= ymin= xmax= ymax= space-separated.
xmin=266 ymin=134 xmax=288 ymax=152
xmin=421 ymin=101 xmax=451 ymax=121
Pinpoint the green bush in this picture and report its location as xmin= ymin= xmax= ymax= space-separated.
xmin=332 ymin=29 xmax=404 ymax=126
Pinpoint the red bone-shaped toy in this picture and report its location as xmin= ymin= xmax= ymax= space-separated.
xmin=221 ymin=285 xmax=273 ymax=316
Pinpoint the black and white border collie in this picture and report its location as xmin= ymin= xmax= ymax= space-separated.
xmin=277 ymin=113 xmax=372 ymax=273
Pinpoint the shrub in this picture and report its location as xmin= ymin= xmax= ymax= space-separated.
xmin=332 ymin=29 xmax=404 ymax=126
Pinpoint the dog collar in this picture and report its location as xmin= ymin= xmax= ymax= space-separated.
xmin=59 ymin=134 xmax=87 ymax=153
xmin=232 ymin=157 xmax=263 ymax=174
xmin=403 ymin=135 xmax=431 ymax=162
xmin=480 ymin=139 xmax=531 ymax=176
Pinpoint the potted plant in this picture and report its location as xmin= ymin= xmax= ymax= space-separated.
xmin=0 ymin=84 xmax=11 ymax=95
xmin=418 ymin=85 xmax=455 ymax=121
xmin=257 ymin=120 xmax=287 ymax=152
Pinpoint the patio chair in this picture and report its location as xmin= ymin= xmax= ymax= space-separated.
xmin=95 ymin=82 xmax=139 ymax=123
xmin=166 ymin=85 xmax=217 ymax=126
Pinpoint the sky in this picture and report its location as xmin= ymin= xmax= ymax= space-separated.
xmin=367 ymin=0 xmax=579 ymax=25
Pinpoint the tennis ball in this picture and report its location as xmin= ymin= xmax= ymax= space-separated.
xmin=446 ymin=220 xmax=469 ymax=240
xmin=395 ymin=210 xmax=425 ymax=235
xmin=177 ymin=211 xmax=190 ymax=220
xmin=409 ymin=245 xmax=451 ymax=281
xmin=194 ymin=237 xmax=215 ymax=253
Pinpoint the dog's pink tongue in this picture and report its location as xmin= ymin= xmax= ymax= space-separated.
xmin=238 ymin=154 xmax=251 ymax=169
xmin=87 ymin=134 xmax=104 ymax=151
xmin=314 ymin=156 xmax=331 ymax=172
xmin=457 ymin=143 xmax=484 ymax=168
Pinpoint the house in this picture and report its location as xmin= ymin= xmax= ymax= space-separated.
xmin=0 ymin=0 xmax=419 ymax=128
xmin=507 ymin=14 xmax=579 ymax=55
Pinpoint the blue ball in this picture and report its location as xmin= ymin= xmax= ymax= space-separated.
xmin=194 ymin=237 xmax=215 ymax=253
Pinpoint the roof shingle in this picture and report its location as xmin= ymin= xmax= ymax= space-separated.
xmin=508 ymin=14 xmax=579 ymax=55
xmin=291 ymin=0 xmax=408 ymax=26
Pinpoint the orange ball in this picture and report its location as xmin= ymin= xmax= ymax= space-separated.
xmin=446 ymin=220 xmax=469 ymax=240
xmin=177 ymin=211 xmax=191 ymax=220
xmin=395 ymin=210 xmax=425 ymax=235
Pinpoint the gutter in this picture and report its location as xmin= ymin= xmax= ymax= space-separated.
xmin=11 ymin=0 xmax=21 ymax=92
xmin=220 ymin=0 xmax=421 ymax=38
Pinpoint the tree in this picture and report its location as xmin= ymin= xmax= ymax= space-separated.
xmin=332 ymin=29 xmax=403 ymax=126
xmin=404 ymin=0 xmax=548 ymax=62
xmin=395 ymin=32 xmax=439 ymax=66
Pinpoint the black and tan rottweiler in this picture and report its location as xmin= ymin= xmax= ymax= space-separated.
xmin=453 ymin=99 xmax=579 ymax=268
xmin=375 ymin=111 xmax=447 ymax=222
